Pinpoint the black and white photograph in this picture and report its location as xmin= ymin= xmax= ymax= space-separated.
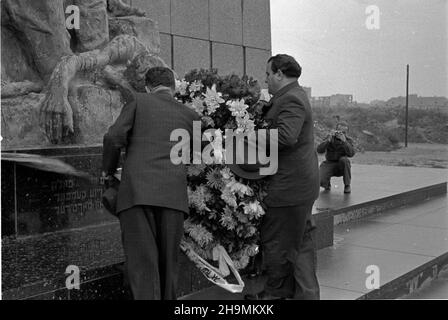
xmin=0 ymin=0 xmax=447 ymax=306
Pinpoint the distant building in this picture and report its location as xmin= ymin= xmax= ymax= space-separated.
xmin=329 ymin=94 xmax=353 ymax=107
xmin=312 ymin=94 xmax=354 ymax=107
xmin=386 ymin=95 xmax=448 ymax=109
xmin=312 ymin=96 xmax=331 ymax=107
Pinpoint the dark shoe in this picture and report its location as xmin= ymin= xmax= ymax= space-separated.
xmin=244 ymin=291 xmax=285 ymax=300
xmin=344 ymin=185 xmax=351 ymax=193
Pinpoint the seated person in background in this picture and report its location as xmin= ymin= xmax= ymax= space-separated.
xmin=317 ymin=121 xmax=355 ymax=193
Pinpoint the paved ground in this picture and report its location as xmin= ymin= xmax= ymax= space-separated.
xmin=319 ymin=194 xmax=447 ymax=299
xmin=313 ymin=164 xmax=447 ymax=213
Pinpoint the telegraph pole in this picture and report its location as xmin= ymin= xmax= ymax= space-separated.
xmin=405 ymin=64 xmax=409 ymax=148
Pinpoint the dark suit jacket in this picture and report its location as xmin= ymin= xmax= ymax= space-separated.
xmin=102 ymin=90 xmax=200 ymax=214
xmin=263 ymin=82 xmax=320 ymax=207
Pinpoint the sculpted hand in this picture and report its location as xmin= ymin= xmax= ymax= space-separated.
xmin=40 ymin=56 xmax=76 ymax=144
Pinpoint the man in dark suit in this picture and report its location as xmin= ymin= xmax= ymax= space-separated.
xmin=317 ymin=121 xmax=355 ymax=193
xmin=102 ymin=67 xmax=199 ymax=300
xmin=245 ymin=54 xmax=320 ymax=300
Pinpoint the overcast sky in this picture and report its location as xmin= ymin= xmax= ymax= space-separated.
xmin=270 ymin=0 xmax=447 ymax=103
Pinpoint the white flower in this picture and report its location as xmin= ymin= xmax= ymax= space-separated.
xmin=189 ymin=80 xmax=204 ymax=93
xmin=235 ymin=115 xmax=255 ymax=134
xmin=227 ymin=99 xmax=249 ymax=117
xmin=204 ymin=129 xmax=224 ymax=164
xmin=188 ymin=186 xmax=212 ymax=212
xmin=175 ymin=79 xmax=189 ymax=95
xmin=220 ymin=167 xmax=234 ymax=181
xmin=203 ymin=84 xmax=225 ymax=115
xmin=242 ymin=201 xmax=265 ymax=220
xmin=184 ymin=219 xmax=214 ymax=247
xmin=228 ymin=180 xmax=253 ymax=197
xmin=233 ymin=254 xmax=250 ymax=270
xmin=189 ymin=96 xmax=205 ymax=115
xmin=221 ymin=187 xmax=238 ymax=208
xmin=244 ymin=244 xmax=259 ymax=257
xmin=220 ymin=207 xmax=237 ymax=230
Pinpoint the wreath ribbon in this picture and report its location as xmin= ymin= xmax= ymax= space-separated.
xmin=180 ymin=240 xmax=245 ymax=293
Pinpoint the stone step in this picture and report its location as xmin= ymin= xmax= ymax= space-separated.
xmin=318 ymin=194 xmax=448 ymax=300
xmin=358 ymin=252 xmax=448 ymax=299
xmin=314 ymin=181 xmax=447 ymax=250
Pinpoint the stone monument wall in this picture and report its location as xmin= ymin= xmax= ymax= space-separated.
xmin=130 ymin=0 xmax=272 ymax=86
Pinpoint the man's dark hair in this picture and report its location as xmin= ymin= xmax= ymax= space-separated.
xmin=145 ymin=67 xmax=175 ymax=90
xmin=268 ymin=54 xmax=302 ymax=78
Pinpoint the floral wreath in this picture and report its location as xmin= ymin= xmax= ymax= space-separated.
xmin=175 ymin=69 xmax=271 ymax=271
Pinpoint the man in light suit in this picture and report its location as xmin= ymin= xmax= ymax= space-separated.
xmin=245 ymin=54 xmax=320 ymax=300
xmin=102 ymin=67 xmax=199 ymax=300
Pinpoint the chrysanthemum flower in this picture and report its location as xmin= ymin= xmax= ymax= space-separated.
xmin=190 ymin=96 xmax=205 ymax=115
xmin=242 ymin=201 xmax=265 ymax=219
xmin=244 ymin=244 xmax=259 ymax=257
xmin=221 ymin=187 xmax=238 ymax=208
xmin=234 ymin=209 xmax=249 ymax=224
xmin=235 ymin=113 xmax=255 ymax=134
xmin=175 ymin=79 xmax=189 ymax=95
xmin=228 ymin=180 xmax=253 ymax=197
xmin=226 ymin=99 xmax=249 ymax=117
xmin=188 ymin=186 xmax=212 ymax=212
xmin=201 ymin=116 xmax=215 ymax=128
xmin=220 ymin=208 xmax=237 ymax=230
xmin=184 ymin=219 xmax=214 ymax=247
xmin=189 ymin=80 xmax=204 ymax=93
xmin=203 ymin=84 xmax=224 ymax=115
xmin=206 ymin=168 xmax=224 ymax=189
xmin=187 ymin=164 xmax=206 ymax=177
xmin=233 ymin=254 xmax=250 ymax=270
xmin=220 ymin=167 xmax=234 ymax=181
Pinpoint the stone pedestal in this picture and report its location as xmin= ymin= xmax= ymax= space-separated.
xmin=1 ymin=146 xmax=210 ymax=300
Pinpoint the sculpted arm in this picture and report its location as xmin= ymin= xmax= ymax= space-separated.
xmin=40 ymin=35 xmax=166 ymax=144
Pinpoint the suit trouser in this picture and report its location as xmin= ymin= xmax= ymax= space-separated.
xmin=319 ymin=157 xmax=351 ymax=187
xmin=118 ymin=205 xmax=184 ymax=300
xmin=261 ymin=202 xmax=320 ymax=299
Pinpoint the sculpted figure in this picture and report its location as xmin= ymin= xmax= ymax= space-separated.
xmin=1 ymin=0 xmax=167 ymax=144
